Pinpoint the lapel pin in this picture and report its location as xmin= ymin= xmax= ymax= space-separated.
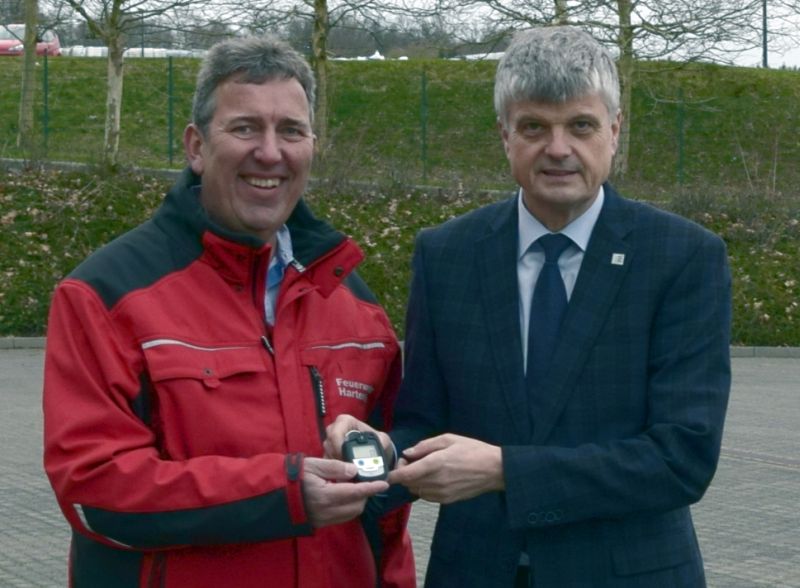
xmin=611 ymin=253 xmax=625 ymax=266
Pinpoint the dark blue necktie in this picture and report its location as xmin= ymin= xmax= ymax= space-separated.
xmin=526 ymin=233 xmax=572 ymax=389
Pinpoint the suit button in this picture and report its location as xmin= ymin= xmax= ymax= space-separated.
xmin=527 ymin=512 xmax=540 ymax=525
xmin=545 ymin=511 xmax=557 ymax=523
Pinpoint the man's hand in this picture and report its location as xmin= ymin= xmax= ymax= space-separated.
xmin=387 ymin=434 xmax=504 ymax=504
xmin=302 ymin=457 xmax=389 ymax=528
xmin=323 ymin=414 xmax=393 ymax=462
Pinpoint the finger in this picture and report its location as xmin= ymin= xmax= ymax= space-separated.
xmin=387 ymin=457 xmax=436 ymax=486
xmin=348 ymin=480 xmax=390 ymax=497
xmin=324 ymin=415 xmax=376 ymax=459
xmin=304 ymin=477 xmax=390 ymax=528
xmin=323 ymin=414 xmax=360 ymax=458
xmin=401 ymin=434 xmax=454 ymax=461
xmin=304 ymin=456 xmax=358 ymax=481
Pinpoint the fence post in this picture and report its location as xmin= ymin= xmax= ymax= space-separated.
xmin=43 ymin=50 xmax=49 ymax=155
xmin=168 ymin=56 xmax=174 ymax=166
xmin=420 ymin=68 xmax=428 ymax=183
xmin=677 ymin=87 xmax=684 ymax=191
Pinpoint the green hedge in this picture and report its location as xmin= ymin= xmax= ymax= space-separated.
xmin=2 ymin=167 xmax=798 ymax=345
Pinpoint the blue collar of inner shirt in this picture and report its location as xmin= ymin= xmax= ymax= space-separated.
xmin=267 ymin=225 xmax=294 ymax=289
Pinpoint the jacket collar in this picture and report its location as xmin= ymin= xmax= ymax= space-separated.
xmin=159 ymin=168 xmax=360 ymax=296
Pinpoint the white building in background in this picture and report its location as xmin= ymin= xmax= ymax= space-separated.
xmin=61 ymin=46 xmax=206 ymax=58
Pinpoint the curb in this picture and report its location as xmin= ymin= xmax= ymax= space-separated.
xmin=0 ymin=337 xmax=47 ymax=350
xmin=728 ymin=346 xmax=800 ymax=358
xmin=1 ymin=337 xmax=799 ymax=357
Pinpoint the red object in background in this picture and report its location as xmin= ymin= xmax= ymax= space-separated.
xmin=0 ymin=23 xmax=61 ymax=56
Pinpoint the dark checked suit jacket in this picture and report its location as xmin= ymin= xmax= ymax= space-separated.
xmin=390 ymin=184 xmax=732 ymax=587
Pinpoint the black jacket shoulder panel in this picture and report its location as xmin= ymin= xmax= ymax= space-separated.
xmin=342 ymin=271 xmax=379 ymax=305
xmin=69 ymin=170 xmax=206 ymax=310
xmin=69 ymin=213 xmax=203 ymax=310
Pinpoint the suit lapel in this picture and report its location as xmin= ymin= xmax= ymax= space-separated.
xmin=476 ymin=198 xmax=532 ymax=441
xmin=531 ymin=187 xmax=636 ymax=444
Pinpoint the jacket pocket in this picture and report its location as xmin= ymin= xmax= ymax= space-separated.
xmin=143 ymin=339 xmax=267 ymax=390
xmin=300 ymin=339 xmax=395 ymax=423
xmin=141 ymin=339 xmax=281 ymax=458
xmin=610 ymin=510 xmax=699 ymax=576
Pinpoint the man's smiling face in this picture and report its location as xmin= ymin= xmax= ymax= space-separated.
xmin=184 ymin=76 xmax=315 ymax=244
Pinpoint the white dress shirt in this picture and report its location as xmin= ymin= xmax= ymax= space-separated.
xmin=517 ymin=188 xmax=605 ymax=374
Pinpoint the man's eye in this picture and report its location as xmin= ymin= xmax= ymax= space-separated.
xmin=281 ymin=126 xmax=308 ymax=140
xmin=231 ymin=125 xmax=255 ymax=138
xmin=519 ymin=121 xmax=543 ymax=136
xmin=572 ymin=120 xmax=596 ymax=134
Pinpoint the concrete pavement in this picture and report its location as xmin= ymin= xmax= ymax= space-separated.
xmin=1 ymin=347 xmax=798 ymax=587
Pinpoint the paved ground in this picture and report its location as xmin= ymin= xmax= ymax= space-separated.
xmin=2 ymin=348 xmax=798 ymax=587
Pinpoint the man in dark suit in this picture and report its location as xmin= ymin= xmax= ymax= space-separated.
xmin=326 ymin=26 xmax=731 ymax=587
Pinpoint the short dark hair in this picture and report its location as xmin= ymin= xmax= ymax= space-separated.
xmin=191 ymin=35 xmax=316 ymax=136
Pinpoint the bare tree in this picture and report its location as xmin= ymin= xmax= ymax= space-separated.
xmin=56 ymin=0 xmax=236 ymax=167
xmin=1 ymin=0 xmax=27 ymax=21
xmin=17 ymin=0 xmax=39 ymax=157
xmin=246 ymin=0 xmax=446 ymax=156
xmin=454 ymin=0 xmax=763 ymax=175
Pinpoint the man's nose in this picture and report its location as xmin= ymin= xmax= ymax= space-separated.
xmin=253 ymin=130 xmax=282 ymax=162
xmin=544 ymin=127 xmax=571 ymax=158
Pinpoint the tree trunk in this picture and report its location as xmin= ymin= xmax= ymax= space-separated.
xmin=16 ymin=0 xmax=38 ymax=156
xmin=103 ymin=34 xmax=126 ymax=167
xmin=614 ymin=0 xmax=633 ymax=177
xmin=554 ymin=0 xmax=569 ymax=24
xmin=312 ymin=0 xmax=329 ymax=157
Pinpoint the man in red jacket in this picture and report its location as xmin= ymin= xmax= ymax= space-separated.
xmin=43 ymin=34 xmax=414 ymax=588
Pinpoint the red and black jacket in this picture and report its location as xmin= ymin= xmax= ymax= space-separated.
xmin=43 ymin=169 xmax=414 ymax=588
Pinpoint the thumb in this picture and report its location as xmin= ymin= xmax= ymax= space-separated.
xmin=304 ymin=456 xmax=358 ymax=482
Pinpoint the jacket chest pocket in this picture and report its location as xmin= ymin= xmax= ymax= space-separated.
xmin=142 ymin=340 xmax=280 ymax=457
xmin=300 ymin=340 xmax=394 ymax=425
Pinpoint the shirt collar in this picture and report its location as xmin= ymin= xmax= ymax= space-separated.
xmin=273 ymin=225 xmax=294 ymax=267
xmin=267 ymin=225 xmax=294 ymax=288
xmin=517 ymin=186 xmax=605 ymax=260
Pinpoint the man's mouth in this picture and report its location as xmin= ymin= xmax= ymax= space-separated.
xmin=541 ymin=168 xmax=577 ymax=176
xmin=244 ymin=176 xmax=281 ymax=189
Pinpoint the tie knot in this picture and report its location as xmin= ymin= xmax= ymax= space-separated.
xmin=538 ymin=233 xmax=572 ymax=263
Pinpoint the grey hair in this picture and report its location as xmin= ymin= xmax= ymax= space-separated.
xmin=494 ymin=26 xmax=619 ymax=127
xmin=191 ymin=35 xmax=316 ymax=136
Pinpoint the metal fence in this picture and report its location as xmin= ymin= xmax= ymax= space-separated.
xmin=2 ymin=55 xmax=800 ymax=195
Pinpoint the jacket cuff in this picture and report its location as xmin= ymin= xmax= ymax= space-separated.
xmin=285 ymin=453 xmax=307 ymax=525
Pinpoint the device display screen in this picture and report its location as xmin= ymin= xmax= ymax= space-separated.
xmin=351 ymin=445 xmax=379 ymax=459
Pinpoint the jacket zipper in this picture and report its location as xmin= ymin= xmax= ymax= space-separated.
xmin=308 ymin=366 xmax=327 ymax=441
xmin=147 ymin=552 xmax=166 ymax=587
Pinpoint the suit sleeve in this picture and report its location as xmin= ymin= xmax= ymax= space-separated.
xmin=43 ymin=280 xmax=312 ymax=551
xmin=502 ymin=231 xmax=732 ymax=529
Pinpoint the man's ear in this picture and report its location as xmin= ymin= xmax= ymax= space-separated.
xmin=183 ymin=123 xmax=205 ymax=175
xmin=498 ymin=118 xmax=511 ymax=156
xmin=610 ymin=110 xmax=623 ymax=154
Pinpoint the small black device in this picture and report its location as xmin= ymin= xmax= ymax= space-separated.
xmin=341 ymin=430 xmax=388 ymax=482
